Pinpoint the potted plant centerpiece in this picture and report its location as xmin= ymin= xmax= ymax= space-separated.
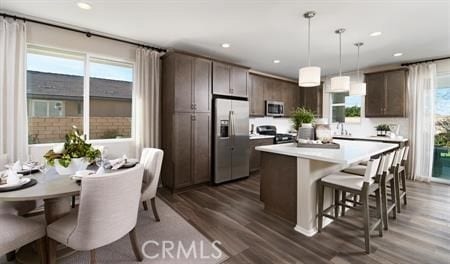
xmin=291 ymin=107 xmax=315 ymax=140
xmin=44 ymin=126 xmax=101 ymax=175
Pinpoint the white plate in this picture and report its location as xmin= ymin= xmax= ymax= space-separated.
xmin=0 ymin=178 xmax=31 ymax=189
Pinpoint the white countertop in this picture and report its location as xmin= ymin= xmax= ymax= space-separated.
xmin=250 ymin=134 xmax=275 ymax=140
xmin=333 ymin=135 xmax=408 ymax=143
xmin=255 ymin=139 xmax=397 ymax=165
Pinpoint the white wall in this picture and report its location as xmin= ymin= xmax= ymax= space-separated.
xmin=249 ymin=117 xmax=294 ymax=134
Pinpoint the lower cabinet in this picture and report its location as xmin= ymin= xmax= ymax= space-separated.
xmin=162 ymin=112 xmax=211 ymax=191
xmin=249 ymin=138 xmax=275 ymax=173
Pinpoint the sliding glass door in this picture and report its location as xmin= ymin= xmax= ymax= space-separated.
xmin=432 ymin=73 xmax=450 ymax=182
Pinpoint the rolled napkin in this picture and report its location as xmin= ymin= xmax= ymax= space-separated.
xmin=7 ymin=169 xmax=20 ymax=184
xmin=109 ymin=155 xmax=127 ymax=170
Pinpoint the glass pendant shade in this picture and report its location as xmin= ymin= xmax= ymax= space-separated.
xmin=350 ymin=82 xmax=366 ymax=96
xmin=330 ymin=76 xmax=350 ymax=92
xmin=298 ymin=66 xmax=321 ymax=87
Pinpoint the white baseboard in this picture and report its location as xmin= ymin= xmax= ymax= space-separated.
xmin=294 ymin=217 xmax=333 ymax=237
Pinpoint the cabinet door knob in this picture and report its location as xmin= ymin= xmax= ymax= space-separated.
xmin=194 ymin=104 xmax=197 ymax=110
xmin=191 ymin=115 xmax=196 ymax=121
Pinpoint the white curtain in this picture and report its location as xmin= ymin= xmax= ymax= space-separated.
xmin=135 ymin=48 xmax=162 ymax=157
xmin=408 ymin=63 xmax=437 ymax=182
xmin=0 ymin=17 xmax=28 ymax=162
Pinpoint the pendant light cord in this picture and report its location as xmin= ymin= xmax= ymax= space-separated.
xmin=307 ymin=17 xmax=311 ymax=66
xmin=339 ymin=32 xmax=342 ymax=76
xmin=357 ymin=45 xmax=360 ymax=82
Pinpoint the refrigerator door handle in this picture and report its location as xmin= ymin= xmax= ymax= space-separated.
xmin=229 ymin=110 xmax=235 ymax=145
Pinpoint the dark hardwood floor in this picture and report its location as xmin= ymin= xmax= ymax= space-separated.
xmin=159 ymin=174 xmax=450 ymax=264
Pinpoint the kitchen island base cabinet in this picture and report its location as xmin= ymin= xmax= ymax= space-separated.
xmin=260 ymin=152 xmax=339 ymax=235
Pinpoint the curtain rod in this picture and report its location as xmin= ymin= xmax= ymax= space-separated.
xmin=0 ymin=12 xmax=167 ymax=53
xmin=401 ymin=56 xmax=450 ymax=66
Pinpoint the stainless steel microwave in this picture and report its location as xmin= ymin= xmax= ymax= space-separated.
xmin=265 ymin=101 xmax=284 ymax=117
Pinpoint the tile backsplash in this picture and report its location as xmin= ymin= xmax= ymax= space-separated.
xmin=249 ymin=116 xmax=410 ymax=138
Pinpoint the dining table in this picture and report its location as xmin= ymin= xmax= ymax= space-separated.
xmin=0 ymin=167 xmax=83 ymax=264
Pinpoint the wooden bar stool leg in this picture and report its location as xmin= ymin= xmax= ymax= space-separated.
xmin=389 ymin=178 xmax=397 ymax=219
xmin=341 ymin=191 xmax=346 ymax=216
xmin=362 ymin=190 xmax=371 ymax=254
xmin=380 ymin=178 xmax=389 ymax=230
xmin=394 ymin=168 xmax=401 ymax=213
xmin=334 ymin=189 xmax=340 ymax=218
xmin=401 ymin=170 xmax=407 ymax=205
xmin=317 ymin=182 xmax=324 ymax=232
xmin=375 ymin=188 xmax=383 ymax=237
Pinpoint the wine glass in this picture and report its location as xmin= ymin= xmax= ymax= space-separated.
xmin=38 ymin=161 xmax=50 ymax=182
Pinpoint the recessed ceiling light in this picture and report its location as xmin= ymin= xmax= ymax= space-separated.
xmin=77 ymin=1 xmax=92 ymax=10
xmin=273 ymin=59 xmax=281 ymax=64
xmin=221 ymin=43 xmax=231 ymax=48
xmin=369 ymin=31 xmax=382 ymax=37
xmin=393 ymin=52 xmax=403 ymax=57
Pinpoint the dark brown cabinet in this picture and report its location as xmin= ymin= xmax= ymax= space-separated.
xmin=365 ymin=69 xmax=408 ymax=117
xmin=249 ymin=74 xmax=265 ymax=116
xmin=165 ymin=53 xmax=211 ymax=113
xmin=161 ymin=52 xmax=212 ymax=191
xmin=171 ymin=113 xmax=211 ymax=188
xmin=249 ymin=138 xmax=275 ymax=172
xmin=212 ymin=61 xmax=248 ymax=97
xmin=282 ymin=82 xmax=300 ymax=116
xmin=299 ymin=83 xmax=323 ymax=117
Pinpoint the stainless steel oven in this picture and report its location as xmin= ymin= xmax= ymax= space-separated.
xmin=265 ymin=101 xmax=284 ymax=117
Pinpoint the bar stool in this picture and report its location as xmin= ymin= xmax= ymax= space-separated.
xmin=344 ymin=151 xmax=398 ymax=230
xmin=394 ymin=147 xmax=408 ymax=212
xmin=318 ymin=157 xmax=383 ymax=254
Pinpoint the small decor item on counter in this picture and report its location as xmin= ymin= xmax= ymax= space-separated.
xmin=297 ymin=139 xmax=340 ymax=149
xmin=375 ymin=124 xmax=391 ymax=136
xmin=315 ymin=124 xmax=333 ymax=143
xmin=291 ymin=107 xmax=315 ymax=140
xmin=44 ymin=126 xmax=101 ymax=175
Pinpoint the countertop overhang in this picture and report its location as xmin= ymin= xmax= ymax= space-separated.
xmin=255 ymin=139 xmax=397 ymax=165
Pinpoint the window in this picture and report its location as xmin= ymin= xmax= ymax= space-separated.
xmin=331 ymin=92 xmax=362 ymax=123
xmin=26 ymin=45 xmax=134 ymax=144
xmin=432 ymin=73 xmax=450 ymax=181
xmin=30 ymin=100 xmax=65 ymax=117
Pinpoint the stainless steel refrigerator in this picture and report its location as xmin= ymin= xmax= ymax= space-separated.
xmin=214 ymin=98 xmax=250 ymax=184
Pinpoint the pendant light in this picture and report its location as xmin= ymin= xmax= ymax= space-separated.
xmin=298 ymin=11 xmax=321 ymax=87
xmin=330 ymin=28 xmax=350 ymax=92
xmin=350 ymin=42 xmax=366 ymax=96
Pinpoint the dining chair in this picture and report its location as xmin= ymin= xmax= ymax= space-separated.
xmin=139 ymin=148 xmax=164 ymax=222
xmin=0 ymin=214 xmax=47 ymax=263
xmin=46 ymin=164 xmax=145 ymax=264
xmin=318 ymin=156 xmax=383 ymax=254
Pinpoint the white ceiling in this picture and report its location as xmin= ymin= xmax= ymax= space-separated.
xmin=1 ymin=0 xmax=449 ymax=79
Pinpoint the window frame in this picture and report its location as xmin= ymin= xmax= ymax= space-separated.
xmin=329 ymin=92 xmax=363 ymax=124
xmin=26 ymin=44 xmax=136 ymax=145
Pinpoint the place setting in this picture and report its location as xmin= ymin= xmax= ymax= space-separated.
xmin=0 ymin=161 xmax=40 ymax=192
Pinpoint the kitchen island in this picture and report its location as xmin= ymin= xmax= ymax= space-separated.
xmin=256 ymin=139 xmax=397 ymax=237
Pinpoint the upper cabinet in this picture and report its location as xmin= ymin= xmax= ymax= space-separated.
xmin=249 ymin=74 xmax=265 ymax=116
xmin=299 ymin=83 xmax=323 ymax=118
xmin=365 ymin=69 xmax=408 ymax=117
xmin=249 ymin=73 xmax=304 ymax=117
xmin=163 ymin=53 xmax=212 ymax=113
xmin=212 ymin=61 xmax=248 ymax=97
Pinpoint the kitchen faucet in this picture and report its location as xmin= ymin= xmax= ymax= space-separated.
xmin=337 ymin=122 xmax=345 ymax=135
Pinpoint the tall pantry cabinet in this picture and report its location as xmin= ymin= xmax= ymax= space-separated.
xmin=161 ymin=52 xmax=212 ymax=191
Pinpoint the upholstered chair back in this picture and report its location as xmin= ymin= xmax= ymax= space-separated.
xmin=67 ymin=164 xmax=144 ymax=250
xmin=140 ymin=148 xmax=164 ymax=201
xmin=363 ymin=157 xmax=381 ymax=182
